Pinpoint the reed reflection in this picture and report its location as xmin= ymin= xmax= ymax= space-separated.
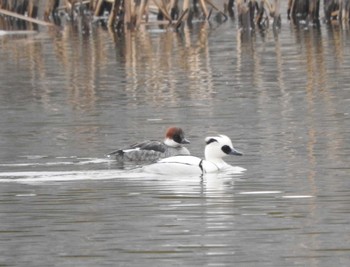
xmin=118 ymin=23 xmax=215 ymax=108
xmin=53 ymin=25 xmax=109 ymax=111
xmin=0 ymin=20 xmax=348 ymax=163
xmin=296 ymin=27 xmax=347 ymax=167
xmin=236 ymin=25 xmax=349 ymax=197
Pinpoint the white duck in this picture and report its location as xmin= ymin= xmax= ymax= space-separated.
xmin=143 ymin=135 xmax=245 ymax=175
xmin=108 ymin=127 xmax=190 ymax=163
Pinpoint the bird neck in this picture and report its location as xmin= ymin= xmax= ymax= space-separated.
xmin=164 ymin=138 xmax=180 ymax=147
xmin=205 ymin=154 xmax=224 ymax=164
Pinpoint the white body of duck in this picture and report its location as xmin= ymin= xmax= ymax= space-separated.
xmin=143 ymin=135 xmax=245 ymax=175
xmin=108 ymin=127 xmax=190 ymax=162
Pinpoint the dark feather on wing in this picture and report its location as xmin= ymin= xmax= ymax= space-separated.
xmin=128 ymin=140 xmax=166 ymax=153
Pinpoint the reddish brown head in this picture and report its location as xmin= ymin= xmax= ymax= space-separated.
xmin=164 ymin=127 xmax=190 ymax=145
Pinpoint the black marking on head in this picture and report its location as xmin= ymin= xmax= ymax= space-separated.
xmin=173 ymin=132 xmax=183 ymax=144
xmin=206 ymin=138 xmax=218 ymax=145
xmin=221 ymin=145 xmax=232 ymax=155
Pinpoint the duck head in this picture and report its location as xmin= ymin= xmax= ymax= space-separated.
xmin=204 ymin=135 xmax=242 ymax=163
xmin=164 ymin=127 xmax=190 ymax=147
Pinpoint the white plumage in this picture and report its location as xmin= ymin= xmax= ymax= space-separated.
xmin=143 ymin=135 xmax=245 ymax=175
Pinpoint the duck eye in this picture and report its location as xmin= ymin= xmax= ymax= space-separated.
xmin=173 ymin=134 xmax=182 ymax=143
xmin=222 ymin=145 xmax=232 ymax=154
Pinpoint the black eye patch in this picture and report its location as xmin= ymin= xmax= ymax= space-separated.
xmin=206 ymin=138 xmax=218 ymax=145
xmin=221 ymin=145 xmax=232 ymax=154
xmin=173 ymin=134 xmax=182 ymax=143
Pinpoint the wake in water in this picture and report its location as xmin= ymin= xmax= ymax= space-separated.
xmin=0 ymin=156 xmax=245 ymax=184
xmin=0 ymin=156 xmax=144 ymax=183
xmin=0 ymin=169 xmax=148 ymax=183
xmin=0 ymin=156 xmax=111 ymax=167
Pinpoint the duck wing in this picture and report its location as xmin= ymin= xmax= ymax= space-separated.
xmin=108 ymin=140 xmax=167 ymax=162
xmin=129 ymin=140 xmax=166 ymax=153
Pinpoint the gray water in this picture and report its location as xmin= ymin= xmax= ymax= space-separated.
xmin=0 ymin=14 xmax=350 ymax=267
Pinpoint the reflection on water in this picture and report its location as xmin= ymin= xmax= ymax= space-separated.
xmin=1 ymin=12 xmax=350 ymax=267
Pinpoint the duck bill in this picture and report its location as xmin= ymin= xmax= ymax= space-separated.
xmin=230 ymin=148 xmax=242 ymax=156
xmin=181 ymin=138 xmax=190 ymax=144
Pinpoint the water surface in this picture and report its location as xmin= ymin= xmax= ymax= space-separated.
xmin=0 ymin=12 xmax=350 ymax=267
